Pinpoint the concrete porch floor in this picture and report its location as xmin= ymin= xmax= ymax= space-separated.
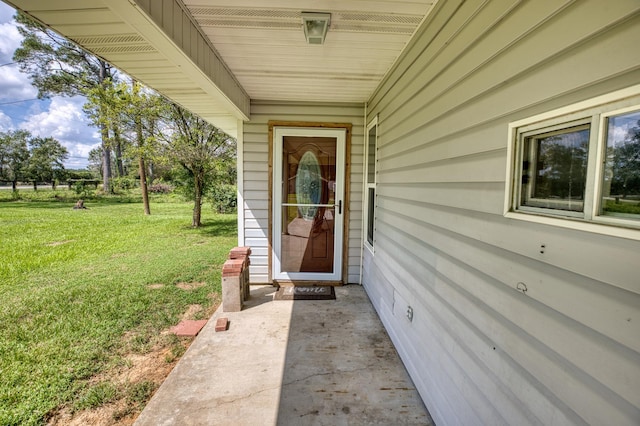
xmin=135 ymin=285 xmax=433 ymax=425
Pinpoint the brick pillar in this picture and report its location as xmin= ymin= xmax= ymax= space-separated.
xmin=222 ymin=258 xmax=244 ymax=312
xmin=228 ymin=246 xmax=251 ymax=301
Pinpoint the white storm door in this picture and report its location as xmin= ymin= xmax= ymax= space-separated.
xmin=273 ymin=127 xmax=345 ymax=281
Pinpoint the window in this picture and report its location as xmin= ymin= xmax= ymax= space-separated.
xmin=519 ymin=121 xmax=590 ymax=215
xmin=365 ymin=117 xmax=378 ymax=249
xmin=507 ymin=87 xmax=640 ymax=234
xmin=600 ymin=109 xmax=640 ymax=220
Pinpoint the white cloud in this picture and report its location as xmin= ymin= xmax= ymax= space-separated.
xmin=0 ymin=65 xmax=38 ymax=100
xmin=22 ymin=97 xmax=100 ymax=168
xmin=0 ymin=21 xmax=20 ymax=59
xmin=0 ymin=14 xmax=38 ymax=101
xmin=0 ymin=3 xmax=14 ymax=24
xmin=0 ymin=110 xmax=13 ymax=130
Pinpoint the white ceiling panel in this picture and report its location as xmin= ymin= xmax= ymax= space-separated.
xmin=185 ymin=1 xmax=434 ymax=101
xmin=186 ymin=0 xmax=432 ymax=15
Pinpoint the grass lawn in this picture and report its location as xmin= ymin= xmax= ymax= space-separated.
xmin=0 ymin=189 xmax=237 ymax=425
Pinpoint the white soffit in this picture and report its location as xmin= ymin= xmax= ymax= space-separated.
xmin=184 ymin=0 xmax=435 ymax=103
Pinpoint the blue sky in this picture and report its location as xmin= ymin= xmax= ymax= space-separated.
xmin=0 ymin=2 xmax=99 ymax=169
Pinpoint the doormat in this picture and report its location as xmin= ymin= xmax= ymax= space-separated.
xmin=273 ymin=286 xmax=336 ymax=301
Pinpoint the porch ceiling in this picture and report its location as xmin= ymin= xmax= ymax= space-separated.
xmin=4 ymin=0 xmax=436 ymax=135
xmin=184 ymin=0 xmax=434 ymax=103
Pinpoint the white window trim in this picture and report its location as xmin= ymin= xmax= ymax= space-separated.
xmin=364 ymin=115 xmax=378 ymax=253
xmin=514 ymin=119 xmax=591 ymax=217
xmin=504 ymin=84 xmax=640 ymax=241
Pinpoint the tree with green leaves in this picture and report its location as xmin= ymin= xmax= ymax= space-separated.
xmin=25 ymin=136 xmax=69 ymax=190
xmin=85 ymin=79 xmax=163 ymax=214
xmin=120 ymin=81 xmax=165 ymax=215
xmin=87 ymin=147 xmax=103 ymax=178
xmin=162 ymin=104 xmax=236 ymax=227
xmin=533 ymin=132 xmax=589 ymax=201
xmin=13 ymin=11 xmax=116 ymax=192
xmin=0 ymin=130 xmax=30 ymax=192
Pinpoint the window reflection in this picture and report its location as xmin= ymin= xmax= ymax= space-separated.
xmin=522 ymin=125 xmax=590 ymax=212
xmin=601 ymin=110 xmax=640 ymax=219
xmin=281 ymin=136 xmax=336 ymax=273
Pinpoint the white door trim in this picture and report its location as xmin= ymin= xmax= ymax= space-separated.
xmin=272 ymin=127 xmax=346 ymax=281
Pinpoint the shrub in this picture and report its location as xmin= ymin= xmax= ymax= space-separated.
xmin=112 ymin=177 xmax=136 ymax=191
xmin=210 ymin=183 xmax=237 ymax=213
xmin=73 ymin=181 xmax=91 ymax=198
xmin=148 ymin=183 xmax=173 ymax=194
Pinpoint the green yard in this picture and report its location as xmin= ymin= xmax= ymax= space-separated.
xmin=0 ymin=190 xmax=236 ymax=425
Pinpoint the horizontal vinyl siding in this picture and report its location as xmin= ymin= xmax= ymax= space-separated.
xmin=243 ymin=101 xmax=364 ymax=284
xmin=363 ymin=0 xmax=640 ymax=425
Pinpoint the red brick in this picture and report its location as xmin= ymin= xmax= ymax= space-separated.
xmin=228 ymin=247 xmax=251 ymax=259
xmin=215 ymin=317 xmax=229 ymax=332
xmin=169 ymin=320 xmax=208 ymax=337
xmin=222 ymin=258 xmax=244 ymax=276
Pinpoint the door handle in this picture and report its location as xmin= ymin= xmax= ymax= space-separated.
xmin=337 ymin=200 xmax=342 ymax=214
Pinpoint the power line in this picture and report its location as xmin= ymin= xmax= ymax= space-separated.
xmin=0 ymin=98 xmax=40 ymax=106
xmin=0 ymin=62 xmax=16 ymax=67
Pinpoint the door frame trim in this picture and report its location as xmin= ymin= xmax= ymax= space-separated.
xmin=268 ymin=121 xmax=352 ymax=285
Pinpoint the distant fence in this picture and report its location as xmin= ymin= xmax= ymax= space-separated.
xmin=67 ymin=179 xmax=100 ymax=189
xmin=0 ymin=181 xmax=53 ymax=189
xmin=0 ymin=180 xmax=101 ymax=190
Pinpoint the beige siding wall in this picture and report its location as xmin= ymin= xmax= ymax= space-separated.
xmin=242 ymin=101 xmax=364 ymax=284
xmin=364 ymin=0 xmax=640 ymax=425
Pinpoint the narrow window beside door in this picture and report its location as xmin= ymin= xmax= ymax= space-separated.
xmin=365 ymin=117 xmax=378 ymax=250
